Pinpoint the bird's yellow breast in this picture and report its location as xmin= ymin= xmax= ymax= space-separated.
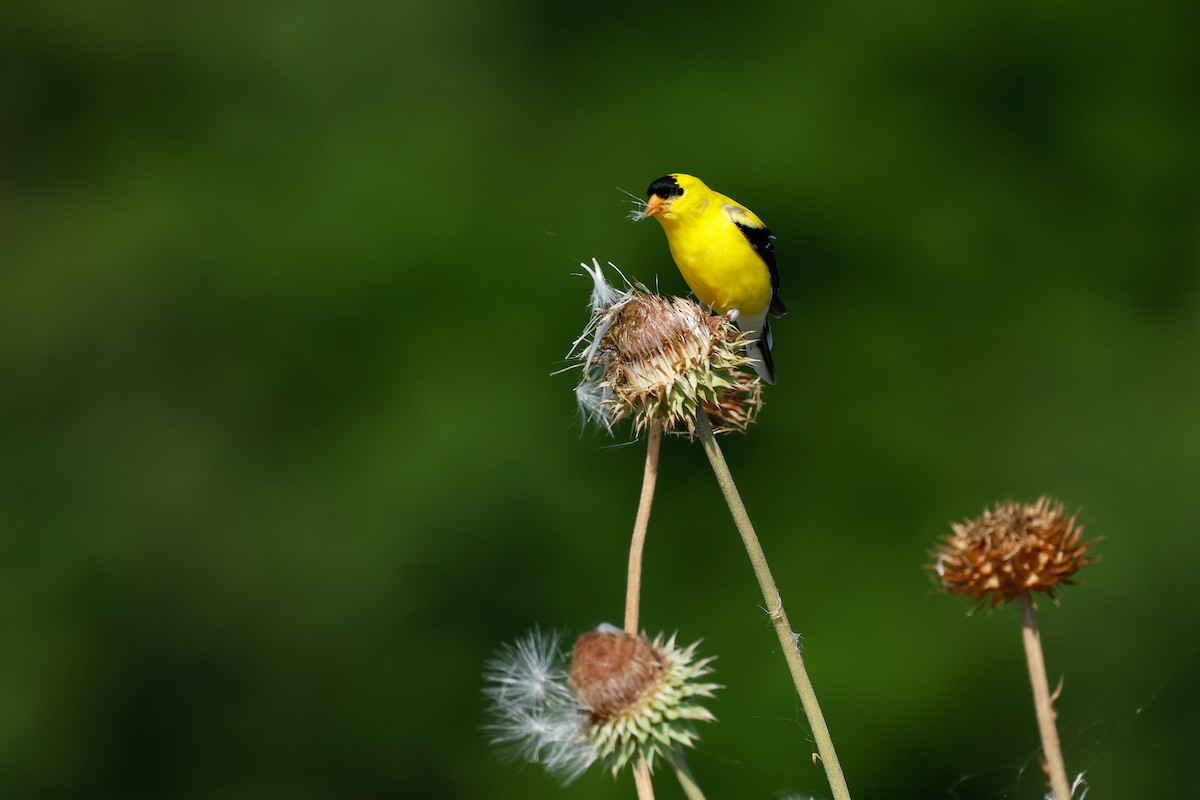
xmin=659 ymin=207 xmax=772 ymax=316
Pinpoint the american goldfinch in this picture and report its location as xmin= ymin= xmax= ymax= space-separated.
xmin=640 ymin=173 xmax=787 ymax=384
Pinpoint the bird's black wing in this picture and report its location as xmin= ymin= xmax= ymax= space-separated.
xmin=735 ymin=222 xmax=788 ymax=318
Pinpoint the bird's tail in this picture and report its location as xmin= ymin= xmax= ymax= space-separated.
xmin=744 ymin=320 xmax=777 ymax=385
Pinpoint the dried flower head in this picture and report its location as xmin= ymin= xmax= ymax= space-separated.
xmin=930 ymin=497 xmax=1094 ymax=608
xmin=483 ymin=624 xmax=719 ymax=781
xmin=570 ymin=626 xmax=720 ymax=775
xmin=570 ymin=259 xmax=762 ymax=437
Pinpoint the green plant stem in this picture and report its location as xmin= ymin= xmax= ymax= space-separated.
xmin=668 ymin=751 xmax=707 ymax=800
xmin=695 ymin=410 xmax=852 ymax=800
xmin=625 ymin=419 xmax=663 ymax=634
xmin=1018 ymin=593 xmax=1073 ymax=800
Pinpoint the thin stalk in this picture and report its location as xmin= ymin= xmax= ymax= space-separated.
xmin=668 ymin=751 xmax=707 ymax=800
xmin=695 ymin=410 xmax=852 ymax=800
xmin=628 ymin=421 xmax=662 ymax=800
xmin=1018 ymin=593 xmax=1073 ymax=800
xmin=624 ymin=419 xmax=663 ymax=633
xmin=633 ymin=762 xmax=655 ymax=800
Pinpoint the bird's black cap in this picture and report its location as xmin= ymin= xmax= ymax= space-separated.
xmin=646 ymin=175 xmax=683 ymax=199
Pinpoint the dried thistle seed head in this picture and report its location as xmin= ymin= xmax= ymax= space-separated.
xmin=483 ymin=624 xmax=720 ymax=782
xmin=568 ymin=625 xmax=719 ymax=777
xmin=930 ymin=497 xmax=1094 ymax=608
xmin=701 ymin=370 xmax=764 ymax=433
xmin=569 ymin=628 xmax=667 ymax=720
xmin=570 ymin=259 xmax=762 ymax=437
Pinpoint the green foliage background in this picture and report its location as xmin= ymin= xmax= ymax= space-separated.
xmin=3 ymin=1 xmax=1198 ymax=798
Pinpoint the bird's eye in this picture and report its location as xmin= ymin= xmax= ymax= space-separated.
xmin=647 ymin=176 xmax=684 ymax=199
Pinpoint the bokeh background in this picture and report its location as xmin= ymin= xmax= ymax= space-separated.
xmin=3 ymin=1 xmax=1198 ymax=798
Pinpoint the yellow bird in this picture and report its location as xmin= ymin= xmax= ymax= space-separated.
xmin=641 ymin=173 xmax=787 ymax=384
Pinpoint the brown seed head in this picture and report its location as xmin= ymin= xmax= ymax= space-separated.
xmin=571 ymin=261 xmax=762 ymax=437
xmin=701 ymin=371 xmax=764 ymax=432
xmin=569 ymin=630 xmax=666 ymax=721
xmin=565 ymin=626 xmax=720 ymax=776
xmin=605 ymin=294 xmax=761 ymax=435
xmin=930 ymin=497 xmax=1094 ymax=608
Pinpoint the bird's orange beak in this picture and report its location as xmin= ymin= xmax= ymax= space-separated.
xmin=643 ymin=194 xmax=666 ymax=218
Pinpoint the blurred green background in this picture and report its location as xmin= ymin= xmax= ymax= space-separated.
xmin=3 ymin=1 xmax=1198 ymax=798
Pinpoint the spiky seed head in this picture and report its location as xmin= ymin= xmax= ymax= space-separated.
xmin=482 ymin=624 xmax=719 ymax=782
xmin=570 ymin=259 xmax=762 ymax=437
xmin=930 ymin=497 xmax=1095 ymax=608
xmin=568 ymin=625 xmax=720 ymax=776
xmin=569 ymin=628 xmax=666 ymax=719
